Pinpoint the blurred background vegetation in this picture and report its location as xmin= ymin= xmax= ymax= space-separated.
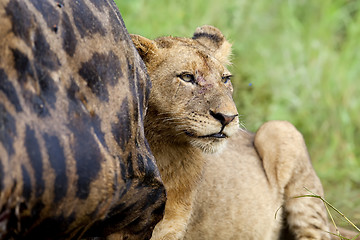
xmin=115 ymin=0 xmax=360 ymax=227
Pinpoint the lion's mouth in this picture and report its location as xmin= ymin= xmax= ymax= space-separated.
xmin=185 ymin=131 xmax=228 ymax=139
xmin=199 ymin=132 xmax=227 ymax=138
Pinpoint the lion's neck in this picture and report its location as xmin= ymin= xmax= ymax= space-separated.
xmin=147 ymin=135 xmax=205 ymax=192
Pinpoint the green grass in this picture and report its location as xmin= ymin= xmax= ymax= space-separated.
xmin=115 ymin=0 xmax=360 ymax=226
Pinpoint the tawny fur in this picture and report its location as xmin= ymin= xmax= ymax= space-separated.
xmin=132 ymin=26 xmax=331 ymax=240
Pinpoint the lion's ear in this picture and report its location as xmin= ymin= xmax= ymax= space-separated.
xmin=131 ymin=34 xmax=157 ymax=63
xmin=192 ymin=25 xmax=232 ymax=65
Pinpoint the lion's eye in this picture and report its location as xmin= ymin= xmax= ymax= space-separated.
xmin=222 ymin=75 xmax=232 ymax=84
xmin=178 ymin=73 xmax=195 ymax=83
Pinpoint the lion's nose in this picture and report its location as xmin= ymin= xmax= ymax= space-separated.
xmin=210 ymin=110 xmax=237 ymax=127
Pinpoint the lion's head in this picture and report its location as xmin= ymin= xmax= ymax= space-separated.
xmin=131 ymin=25 xmax=239 ymax=153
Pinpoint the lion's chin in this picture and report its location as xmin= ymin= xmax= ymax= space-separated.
xmin=189 ymin=137 xmax=227 ymax=154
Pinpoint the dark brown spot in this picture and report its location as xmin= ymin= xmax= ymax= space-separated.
xmin=0 ymin=161 xmax=4 ymax=191
xmin=126 ymin=152 xmax=134 ymax=178
xmin=112 ymin=98 xmax=132 ymax=152
xmin=33 ymin=27 xmax=60 ymax=71
xmin=43 ymin=134 xmax=67 ymax=202
xmin=0 ymin=104 xmax=17 ymax=155
xmin=21 ymin=165 xmax=32 ymax=201
xmin=70 ymin=0 xmax=106 ymax=38
xmin=79 ymin=51 xmax=122 ymax=102
xmin=61 ymin=12 xmax=77 ymax=57
xmin=25 ymin=125 xmax=44 ymax=197
xmin=68 ymin=115 xmax=102 ymax=200
xmin=29 ymin=0 xmax=59 ymax=31
xmin=11 ymin=48 xmax=32 ymax=83
xmin=5 ymin=1 xmax=34 ymax=45
xmin=137 ymin=153 xmax=145 ymax=174
xmin=0 ymin=68 xmax=22 ymax=112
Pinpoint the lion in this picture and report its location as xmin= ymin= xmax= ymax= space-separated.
xmin=131 ymin=25 xmax=332 ymax=240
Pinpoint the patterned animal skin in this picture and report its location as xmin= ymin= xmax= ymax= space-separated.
xmin=0 ymin=0 xmax=165 ymax=239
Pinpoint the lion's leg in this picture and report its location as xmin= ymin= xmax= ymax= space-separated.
xmin=150 ymin=188 xmax=194 ymax=240
xmin=282 ymin=157 xmax=330 ymax=240
xmin=255 ymin=120 xmax=330 ymax=240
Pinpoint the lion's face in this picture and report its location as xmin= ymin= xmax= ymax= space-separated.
xmin=132 ymin=26 xmax=239 ymax=153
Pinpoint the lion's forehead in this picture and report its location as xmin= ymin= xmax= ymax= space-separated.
xmin=174 ymin=48 xmax=228 ymax=80
xmin=160 ymin=38 xmax=226 ymax=69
